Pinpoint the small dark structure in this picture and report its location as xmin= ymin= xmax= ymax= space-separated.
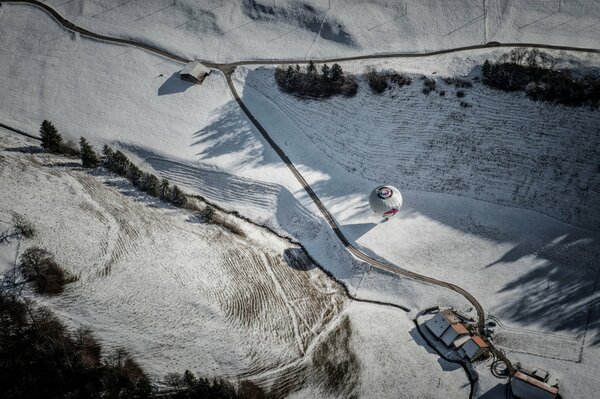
xmin=180 ymin=61 xmax=210 ymax=84
xmin=510 ymin=371 xmax=558 ymax=399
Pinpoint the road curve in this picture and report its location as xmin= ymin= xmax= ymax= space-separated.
xmin=4 ymin=0 xmax=599 ymax=70
xmin=2 ymin=0 xmax=552 ymax=374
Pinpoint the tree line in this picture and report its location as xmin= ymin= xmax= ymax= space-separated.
xmin=39 ymin=121 xmax=187 ymax=208
xmin=481 ymin=49 xmax=600 ymax=107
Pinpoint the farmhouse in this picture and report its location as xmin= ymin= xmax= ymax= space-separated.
xmin=510 ymin=371 xmax=558 ymax=399
xmin=425 ymin=309 xmax=462 ymax=338
xmin=180 ymin=61 xmax=210 ymax=84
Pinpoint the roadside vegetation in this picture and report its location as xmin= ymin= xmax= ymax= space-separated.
xmin=275 ymin=61 xmax=358 ymax=98
xmin=482 ymin=49 xmax=600 ymax=107
xmin=366 ymin=68 xmax=412 ymax=94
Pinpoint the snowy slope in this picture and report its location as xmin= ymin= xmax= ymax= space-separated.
xmin=233 ymin=59 xmax=600 ymax=398
xmin=12 ymin=0 xmax=600 ymax=63
xmin=0 ymin=131 xmax=471 ymax=397
xmin=0 ymin=3 xmax=475 ymax=320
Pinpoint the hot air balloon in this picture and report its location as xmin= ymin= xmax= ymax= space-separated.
xmin=369 ymin=185 xmax=402 ymax=218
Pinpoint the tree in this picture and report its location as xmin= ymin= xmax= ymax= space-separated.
xmin=39 ymin=120 xmax=63 ymax=153
xmin=79 ymin=137 xmax=100 ymax=168
xmin=330 ymin=63 xmax=343 ymax=82
xmin=159 ymin=178 xmax=172 ymax=201
xmin=481 ymin=60 xmax=492 ymax=81
xmin=145 ymin=174 xmax=161 ymax=197
xmin=170 ymin=185 xmax=187 ymax=208
xmin=321 ymin=63 xmax=331 ymax=82
xmin=307 ymin=60 xmax=317 ymax=74
xmin=19 ymin=247 xmax=67 ymax=295
xmin=182 ymin=370 xmax=197 ymax=387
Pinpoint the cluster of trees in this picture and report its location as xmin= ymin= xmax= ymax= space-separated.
xmin=0 ymin=291 xmax=152 ymax=398
xmin=100 ymin=146 xmax=188 ymax=208
xmin=164 ymin=370 xmax=267 ymax=399
xmin=275 ymin=61 xmax=358 ymax=98
xmin=366 ymin=68 xmax=412 ymax=94
xmin=482 ymin=49 xmax=600 ymax=106
xmin=39 ymin=120 xmax=79 ymax=156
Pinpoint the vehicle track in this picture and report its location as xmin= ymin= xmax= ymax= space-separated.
xmin=7 ymin=0 xmax=592 ymax=375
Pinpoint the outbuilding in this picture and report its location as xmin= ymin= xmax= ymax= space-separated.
xmin=458 ymin=335 xmax=489 ymax=361
xmin=425 ymin=309 xmax=462 ymax=338
xmin=180 ymin=61 xmax=210 ymax=84
xmin=510 ymin=371 xmax=558 ymax=399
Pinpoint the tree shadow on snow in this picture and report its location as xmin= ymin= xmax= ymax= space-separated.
xmin=190 ymin=67 xmax=600 ymax=344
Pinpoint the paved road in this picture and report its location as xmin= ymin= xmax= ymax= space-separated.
xmin=8 ymin=0 xmax=588 ymax=375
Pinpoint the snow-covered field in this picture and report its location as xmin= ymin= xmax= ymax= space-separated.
xmin=0 ymin=131 xmax=471 ymax=397
xmin=2 ymin=1 xmax=600 ymax=398
xmin=29 ymin=0 xmax=600 ymax=62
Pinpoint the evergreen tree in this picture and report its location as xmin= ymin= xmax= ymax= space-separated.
xmin=39 ymin=120 xmax=63 ymax=153
xmin=307 ymin=60 xmax=317 ymax=74
xmin=482 ymin=60 xmax=491 ymax=80
xmin=159 ymin=178 xmax=171 ymax=201
xmin=321 ymin=64 xmax=331 ymax=82
xmin=145 ymin=174 xmax=161 ymax=197
xmin=170 ymin=185 xmax=187 ymax=208
xmin=79 ymin=137 xmax=100 ymax=168
xmin=330 ymin=63 xmax=343 ymax=82
xmin=102 ymin=144 xmax=114 ymax=161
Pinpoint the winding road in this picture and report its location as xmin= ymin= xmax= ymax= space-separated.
xmin=5 ymin=0 xmax=596 ymax=380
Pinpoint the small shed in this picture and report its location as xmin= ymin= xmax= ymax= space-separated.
xmin=459 ymin=335 xmax=489 ymax=361
xmin=510 ymin=371 xmax=558 ymax=399
xmin=180 ymin=61 xmax=210 ymax=84
xmin=425 ymin=309 xmax=462 ymax=338
xmin=441 ymin=322 xmax=469 ymax=347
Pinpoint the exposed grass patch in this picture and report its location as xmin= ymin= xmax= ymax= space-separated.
xmin=312 ymin=315 xmax=360 ymax=398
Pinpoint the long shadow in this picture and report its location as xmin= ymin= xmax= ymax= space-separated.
xmin=158 ymin=72 xmax=195 ymax=96
xmin=192 ymin=66 xmax=600 ymax=343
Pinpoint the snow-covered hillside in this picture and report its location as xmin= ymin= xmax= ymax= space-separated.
xmin=2 ymin=1 xmax=600 ymax=398
xmin=0 ymin=131 xmax=471 ymax=398
xmin=15 ymin=0 xmax=600 ymax=62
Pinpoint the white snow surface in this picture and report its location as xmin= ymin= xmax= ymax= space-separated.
xmin=25 ymin=0 xmax=600 ymax=63
xmin=2 ymin=2 xmax=600 ymax=398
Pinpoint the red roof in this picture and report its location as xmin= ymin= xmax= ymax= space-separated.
xmin=452 ymin=323 xmax=469 ymax=335
xmin=471 ymin=335 xmax=489 ymax=348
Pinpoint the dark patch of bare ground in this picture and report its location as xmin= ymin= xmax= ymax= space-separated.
xmin=311 ymin=315 xmax=360 ymax=398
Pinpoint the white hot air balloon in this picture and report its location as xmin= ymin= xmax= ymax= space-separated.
xmin=369 ymin=185 xmax=403 ymax=218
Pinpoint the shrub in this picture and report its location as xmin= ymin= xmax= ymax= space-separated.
xmin=457 ymin=90 xmax=465 ymax=98
xmin=200 ymin=205 xmax=215 ymax=222
xmin=422 ymin=77 xmax=436 ymax=94
xmin=443 ymin=77 xmax=472 ymax=88
xmin=12 ymin=214 xmax=35 ymax=239
xmin=366 ymin=68 xmax=388 ymax=94
xmin=19 ymin=247 xmax=69 ymax=295
xmin=389 ymin=72 xmax=411 ymax=87
xmin=439 ymin=90 xmax=446 ymax=97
